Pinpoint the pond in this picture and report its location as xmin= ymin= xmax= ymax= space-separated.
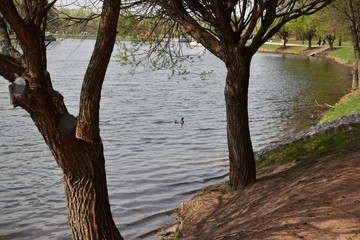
xmin=0 ymin=39 xmax=352 ymax=239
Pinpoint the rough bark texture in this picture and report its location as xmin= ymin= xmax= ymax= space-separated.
xmin=0 ymin=0 xmax=123 ymax=239
xmin=224 ymin=47 xmax=256 ymax=189
xmin=60 ymin=140 xmax=122 ymax=240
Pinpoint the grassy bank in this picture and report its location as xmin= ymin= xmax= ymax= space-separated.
xmin=318 ymin=89 xmax=360 ymax=124
xmin=258 ymin=43 xmax=308 ymax=54
xmin=259 ymin=42 xmax=355 ymax=64
xmin=257 ymin=89 xmax=360 ymax=170
xmin=256 ymin=126 xmax=360 ymax=169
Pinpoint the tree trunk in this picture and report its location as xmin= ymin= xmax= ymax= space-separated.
xmin=346 ymin=0 xmax=360 ymax=90
xmin=60 ymin=143 xmax=123 ymax=240
xmin=350 ymin=31 xmax=360 ymax=90
xmin=43 ymin=124 xmax=123 ymax=239
xmin=353 ymin=43 xmax=360 ymax=90
xmin=338 ymin=35 xmax=342 ymax=46
xmin=326 ymin=35 xmax=335 ymax=50
xmin=18 ymin=86 xmax=124 ymax=240
xmin=224 ymin=47 xmax=256 ymax=190
xmin=308 ymin=38 xmax=312 ymax=48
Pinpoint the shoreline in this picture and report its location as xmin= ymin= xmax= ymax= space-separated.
xmin=157 ymin=44 xmax=358 ymax=239
xmin=258 ymin=42 xmax=354 ymax=68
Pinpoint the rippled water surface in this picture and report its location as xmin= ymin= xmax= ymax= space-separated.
xmin=0 ymin=39 xmax=352 ymax=239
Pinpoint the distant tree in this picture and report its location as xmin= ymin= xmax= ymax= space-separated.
xmin=292 ymin=15 xmax=319 ymax=48
xmin=315 ymin=5 xmax=350 ymax=50
xmin=0 ymin=0 xmax=123 ymax=239
xmin=130 ymin=0 xmax=334 ymax=190
xmin=277 ymin=25 xmax=290 ymax=47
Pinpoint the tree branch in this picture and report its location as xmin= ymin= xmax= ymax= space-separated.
xmin=0 ymin=54 xmax=24 ymax=81
xmin=0 ymin=0 xmax=46 ymax=88
xmin=170 ymin=0 xmax=225 ymax=60
xmin=0 ymin=16 xmax=22 ymax=59
xmin=76 ymin=0 xmax=121 ymax=142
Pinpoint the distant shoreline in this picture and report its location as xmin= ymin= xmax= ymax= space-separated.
xmin=258 ymin=42 xmax=354 ymax=68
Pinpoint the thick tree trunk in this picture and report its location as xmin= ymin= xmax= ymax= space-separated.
xmin=60 ymin=143 xmax=122 ymax=240
xmin=19 ymin=87 xmax=124 ymax=240
xmin=224 ymin=48 xmax=256 ymax=190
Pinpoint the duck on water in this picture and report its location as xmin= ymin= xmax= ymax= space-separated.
xmin=175 ymin=117 xmax=184 ymax=126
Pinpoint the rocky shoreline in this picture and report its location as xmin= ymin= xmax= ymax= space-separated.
xmin=255 ymin=113 xmax=360 ymax=162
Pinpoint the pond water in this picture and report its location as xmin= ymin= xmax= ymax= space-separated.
xmin=0 ymin=39 xmax=352 ymax=239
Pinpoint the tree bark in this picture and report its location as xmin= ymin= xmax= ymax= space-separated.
xmin=351 ymin=39 xmax=360 ymax=90
xmin=59 ymin=140 xmax=122 ymax=240
xmin=345 ymin=0 xmax=360 ymax=90
xmin=224 ymin=46 xmax=256 ymax=190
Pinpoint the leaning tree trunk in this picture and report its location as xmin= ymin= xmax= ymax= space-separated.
xmin=224 ymin=47 xmax=256 ymax=190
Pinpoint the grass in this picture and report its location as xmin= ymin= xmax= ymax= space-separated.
xmin=259 ymin=44 xmax=308 ymax=53
xmin=258 ymin=89 xmax=360 ymax=169
xmin=283 ymin=46 xmax=308 ymax=53
xmin=256 ymin=126 xmax=360 ymax=169
xmin=259 ymin=41 xmax=354 ymax=65
xmin=258 ymin=44 xmax=282 ymax=51
xmin=318 ymin=89 xmax=360 ymax=125
xmin=329 ymin=47 xmax=355 ymax=64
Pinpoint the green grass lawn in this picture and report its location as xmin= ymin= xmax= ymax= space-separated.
xmin=256 ymin=126 xmax=360 ymax=169
xmin=259 ymin=44 xmax=308 ymax=53
xmin=270 ymin=39 xmax=353 ymax=46
xmin=258 ymin=44 xmax=281 ymax=51
xmin=283 ymin=46 xmax=308 ymax=53
xmin=329 ymin=47 xmax=355 ymax=64
xmin=257 ymin=88 xmax=360 ymax=170
xmin=318 ymin=89 xmax=360 ymax=125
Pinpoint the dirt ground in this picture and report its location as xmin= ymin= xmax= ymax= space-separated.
xmin=168 ymin=147 xmax=360 ymax=240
